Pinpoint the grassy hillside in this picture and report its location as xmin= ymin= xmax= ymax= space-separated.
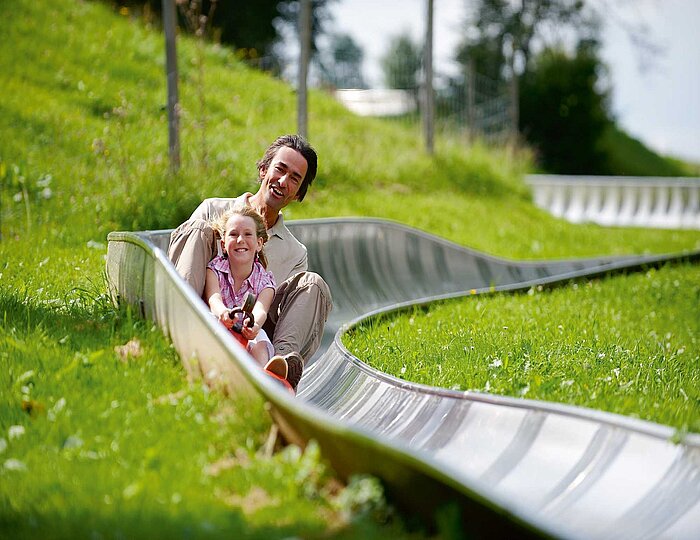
xmin=1 ymin=1 xmax=699 ymax=538
xmin=2 ymin=2 xmax=699 ymax=260
xmin=600 ymin=123 xmax=700 ymax=177
xmin=347 ymin=262 xmax=700 ymax=432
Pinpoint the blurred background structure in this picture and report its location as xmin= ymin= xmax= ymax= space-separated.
xmin=125 ymin=0 xmax=698 ymax=175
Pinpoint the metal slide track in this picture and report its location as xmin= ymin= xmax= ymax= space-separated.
xmin=106 ymin=218 xmax=700 ymax=539
xmin=527 ymin=175 xmax=700 ymax=230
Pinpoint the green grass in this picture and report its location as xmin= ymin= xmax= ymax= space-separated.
xmin=0 ymin=253 xmax=413 ymax=539
xmin=2 ymin=0 xmax=700 ymax=537
xmin=345 ymin=263 xmax=700 ymax=434
xmin=600 ymin=123 xmax=700 ymax=177
xmin=0 ymin=1 xmax=425 ymax=537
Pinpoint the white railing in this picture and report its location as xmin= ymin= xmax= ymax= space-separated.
xmin=333 ymin=89 xmax=416 ymax=116
xmin=527 ymin=175 xmax=700 ymax=229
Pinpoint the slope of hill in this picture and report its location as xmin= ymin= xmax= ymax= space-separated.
xmin=601 ymin=123 xmax=700 ymax=177
xmin=1 ymin=1 xmax=699 ymax=538
xmin=2 ymin=1 xmax=697 ymax=262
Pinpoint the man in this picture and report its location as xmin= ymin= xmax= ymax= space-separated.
xmin=168 ymin=134 xmax=332 ymax=390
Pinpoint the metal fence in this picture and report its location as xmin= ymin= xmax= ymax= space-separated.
xmin=247 ymin=54 xmax=514 ymax=144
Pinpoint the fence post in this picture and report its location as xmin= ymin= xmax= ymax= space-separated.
xmin=163 ymin=0 xmax=180 ymax=171
xmin=423 ymin=0 xmax=434 ymax=154
xmin=466 ymin=58 xmax=475 ymax=140
xmin=509 ymin=55 xmax=519 ymax=139
xmin=297 ymin=0 xmax=311 ymax=139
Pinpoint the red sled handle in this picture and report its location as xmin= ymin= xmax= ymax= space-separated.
xmin=229 ymin=292 xmax=256 ymax=333
xmin=229 ymin=293 xmax=256 ymax=347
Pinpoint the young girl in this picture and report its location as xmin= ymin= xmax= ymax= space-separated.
xmin=204 ymin=205 xmax=285 ymax=376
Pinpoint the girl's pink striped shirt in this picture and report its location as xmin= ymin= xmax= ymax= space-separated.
xmin=207 ymin=255 xmax=275 ymax=309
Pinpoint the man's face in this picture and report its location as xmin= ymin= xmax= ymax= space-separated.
xmin=259 ymin=146 xmax=308 ymax=212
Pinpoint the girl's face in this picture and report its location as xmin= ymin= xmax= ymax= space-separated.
xmin=222 ymin=214 xmax=262 ymax=268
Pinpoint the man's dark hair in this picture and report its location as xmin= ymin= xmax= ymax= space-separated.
xmin=256 ymin=134 xmax=318 ymax=202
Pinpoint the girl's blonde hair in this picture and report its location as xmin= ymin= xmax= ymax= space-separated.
xmin=212 ymin=205 xmax=269 ymax=268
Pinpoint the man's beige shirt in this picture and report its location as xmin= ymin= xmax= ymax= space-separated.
xmin=190 ymin=194 xmax=308 ymax=284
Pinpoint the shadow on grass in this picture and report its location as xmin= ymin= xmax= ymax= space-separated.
xmin=0 ymin=289 xmax=436 ymax=540
xmin=0 ymin=508 xmax=347 ymax=540
xmin=0 ymin=281 xmax=123 ymax=349
xmin=0 ymin=486 xmax=433 ymax=540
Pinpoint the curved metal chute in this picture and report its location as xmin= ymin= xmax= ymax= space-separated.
xmin=107 ymin=218 xmax=700 ymax=539
xmin=527 ymin=174 xmax=700 ymax=229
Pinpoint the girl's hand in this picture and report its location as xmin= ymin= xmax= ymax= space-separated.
xmin=241 ymin=323 xmax=260 ymax=340
xmin=217 ymin=310 xmax=234 ymax=329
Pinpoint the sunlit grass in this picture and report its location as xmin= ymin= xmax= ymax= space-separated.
xmin=2 ymin=0 xmax=700 ymax=537
xmin=0 ymin=275 xmax=413 ymax=539
xmin=0 ymin=1 xmax=424 ymax=536
xmin=345 ymin=263 xmax=700 ymax=433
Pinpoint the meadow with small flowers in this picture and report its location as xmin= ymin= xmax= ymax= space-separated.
xmin=345 ymin=263 xmax=700 ymax=433
xmin=1 ymin=0 xmax=699 ymax=538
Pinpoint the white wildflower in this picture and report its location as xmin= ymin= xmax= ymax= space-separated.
xmin=48 ymin=397 xmax=67 ymax=422
xmin=87 ymin=240 xmax=105 ymax=250
xmin=123 ymin=482 xmax=141 ymax=499
xmin=63 ymin=435 xmax=83 ymax=449
xmin=8 ymin=426 xmax=25 ymax=440
xmin=4 ymin=459 xmax=26 ymax=471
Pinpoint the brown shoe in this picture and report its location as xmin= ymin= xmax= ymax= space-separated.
xmin=264 ymin=356 xmax=288 ymax=380
xmin=284 ymin=353 xmax=304 ymax=391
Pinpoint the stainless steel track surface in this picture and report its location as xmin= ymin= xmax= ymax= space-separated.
xmin=107 ymin=218 xmax=700 ymax=539
xmin=526 ymin=175 xmax=700 ymax=229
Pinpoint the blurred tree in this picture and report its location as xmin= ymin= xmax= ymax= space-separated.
xmin=276 ymin=0 xmax=338 ymax=56
xmin=113 ymin=1 xmax=332 ymax=57
xmin=456 ymin=0 xmax=599 ymax=129
xmin=214 ymin=0 xmax=281 ymax=55
xmin=381 ymin=32 xmax=422 ymax=91
xmin=519 ymin=41 xmax=611 ymax=173
xmin=317 ymin=33 xmax=366 ymax=88
xmin=456 ymin=0 xmax=598 ymax=80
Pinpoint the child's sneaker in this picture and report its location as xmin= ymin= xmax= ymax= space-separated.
xmin=264 ymin=356 xmax=288 ymax=380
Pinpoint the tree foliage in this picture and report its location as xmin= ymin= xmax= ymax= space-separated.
xmin=456 ymin=0 xmax=598 ymax=81
xmin=213 ymin=0 xmax=280 ymax=54
xmin=277 ymin=0 xmax=338 ymax=56
xmin=455 ymin=0 xmax=618 ymax=173
xmin=317 ymin=33 xmax=366 ymax=88
xmin=519 ymin=42 xmax=610 ymax=173
xmin=114 ymin=0 xmax=335 ymax=57
xmin=381 ymin=33 xmax=422 ymax=90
